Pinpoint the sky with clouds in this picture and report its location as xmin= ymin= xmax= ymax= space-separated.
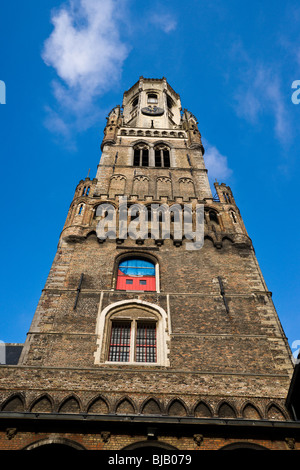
xmin=0 ymin=0 xmax=299 ymax=355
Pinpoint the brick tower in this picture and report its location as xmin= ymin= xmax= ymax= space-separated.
xmin=0 ymin=77 xmax=299 ymax=451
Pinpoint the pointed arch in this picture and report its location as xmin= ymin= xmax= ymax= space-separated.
xmin=87 ymin=395 xmax=109 ymax=414
xmin=29 ymin=394 xmax=54 ymax=413
xmin=156 ymin=176 xmax=172 ymax=199
xmin=154 ymin=143 xmax=171 ymax=168
xmin=178 ymin=177 xmax=195 ymax=200
xmin=132 ymin=142 xmax=149 ymax=167
xmin=58 ymin=394 xmax=81 ymax=414
xmin=1 ymin=393 xmax=25 ymax=412
xmin=242 ymin=402 xmax=262 ymax=420
xmin=167 ymin=398 xmax=188 ymax=417
xmin=141 ymin=398 xmax=162 ymax=415
xmin=193 ymin=400 xmax=213 ymax=418
xmin=132 ymin=175 xmax=149 ymax=198
xmin=94 ymin=298 xmax=170 ymax=366
xmin=218 ymin=401 xmax=237 ymax=418
xmin=115 ymin=397 xmax=136 ymax=415
xmin=109 ymin=174 xmax=126 ymax=197
xmin=266 ymin=402 xmax=287 ymax=421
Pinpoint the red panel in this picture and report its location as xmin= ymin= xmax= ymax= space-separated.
xmin=116 ymin=270 xmax=156 ymax=291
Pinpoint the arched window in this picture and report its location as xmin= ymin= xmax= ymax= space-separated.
xmin=116 ymin=258 xmax=156 ymax=292
xmin=154 ymin=144 xmax=170 ymax=168
xmin=94 ymin=300 xmax=170 ymax=366
xmin=78 ymin=204 xmax=84 ymax=215
xmin=133 ymin=143 xmax=149 ymax=167
xmin=209 ymin=210 xmax=219 ymax=225
xmin=147 ymin=93 xmax=158 ymax=104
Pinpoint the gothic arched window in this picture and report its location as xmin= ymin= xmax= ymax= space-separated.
xmin=154 ymin=144 xmax=170 ymax=168
xmin=94 ymin=300 xmax=170 ymax=366
xmin=133 ymin=143 xmax=149 ymax=167
xmin=116 ymin=258 xmax=156 ymax=292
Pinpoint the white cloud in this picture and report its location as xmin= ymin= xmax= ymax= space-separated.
xmin=150 ymin=12 xmax=177 ymax=33
xmin=203 ymin=140 xmax=233 ymax=182
xmin=42 ymin=0 xmax=130 ymax=135
xmin=231 ymin=45 xmax=290 ymax=144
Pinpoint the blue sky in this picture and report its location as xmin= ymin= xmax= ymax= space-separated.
xmin=0 ymin=0 xmax=299 ymax=356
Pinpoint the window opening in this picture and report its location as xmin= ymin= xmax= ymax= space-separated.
xmin=116 ymin=258 xmax=156 ymax=291
xmin=148 ymin=93 xmax=158 ymax=103
xmin=154 ymin=146 xmax=170 ymax=168
xmin=223 ymin=192 xmax=231 ymax=203
xmin=136 ymin=323 xmax=156 ymax=363
xmin=209 ymin=211 xmax=219 ymax=224
xmin=108 ymin=322 xmax=131 ymax=362
xmin=133 ymin=145 xmax=149 ymax=167
xmin=167 ymin=95 xmax=173 ymax=109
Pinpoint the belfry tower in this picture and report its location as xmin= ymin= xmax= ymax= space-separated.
xmin=0 ymin=77 xmax=299 ymax=451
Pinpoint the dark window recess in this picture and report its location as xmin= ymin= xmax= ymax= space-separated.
xmin=134 ymin=149 xmax=140 ymax=166
xmin=139 ymin=280 xmax=147 ymax=285
xmin=155 ymin=150 xmax=162 ymax=167
xmin=142 ymin=149 xmax=149 ymax=166
xmin=163 ymin=150 xmax=170 ymax=167
xmin=133 ymin=147 xmax=149 ymax=167
xmin=154 ymin=147 xmax=170 ymax=168
xmin=167 ymin=95 xmax=173 ymax=109
xmin=126 ymin=279 xmax=133 ymax=284
xmin=209 ymin=211 xmax=219 ymax=224
xmin=108 ymin=322 xmax=131 ymax=362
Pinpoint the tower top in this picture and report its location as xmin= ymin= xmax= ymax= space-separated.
xmin=101 ymin=77 xmax=204 ymax=152
xmin=122 ymin=76 xmax=182 ymax=129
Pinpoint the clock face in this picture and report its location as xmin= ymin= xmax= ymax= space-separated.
xmin=141 ymin=106 xmax=164 ymax=116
